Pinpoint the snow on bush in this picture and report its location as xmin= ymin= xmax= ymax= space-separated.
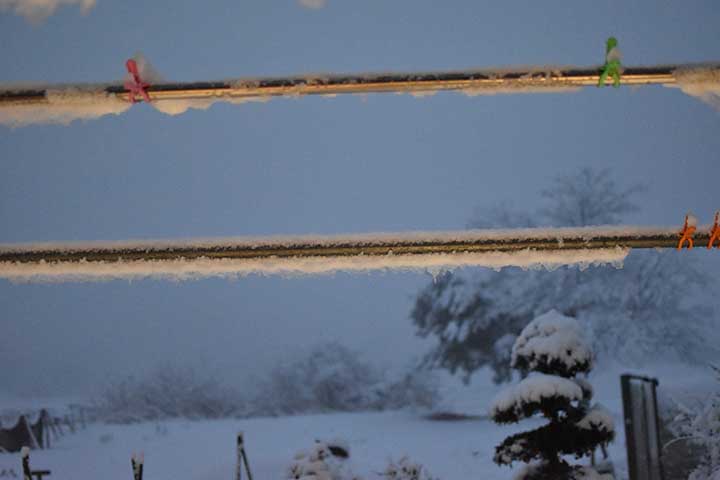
xmin=512 ymin=462 xmax=608 ymax=480
xmin=286 ymin=442 xmax=439 ymax=480
xmin=511 ymin=309 xmax=592 ymax=377
xmin=669 ymin=365 xmax=720 ymax=480
xmin=96 ymin=367 xmax=246 ymax=423
xmin=253 ymin=343 xmax=439 ymax=416
xmin=382 ymin=457 xmax=438 ymax=480
xmin=490 ymin=374 xmax=584 ymax=423
xmin=287 ymin=440 xmax=356 ymax=480
xmin=490 ymin=310 xmax=614 ymax=480
xmin=576 ymin=407 xmax=614 ymax=434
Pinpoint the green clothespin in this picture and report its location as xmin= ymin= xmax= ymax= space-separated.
xmin=598 ymin=37 xmax=622 ymax=88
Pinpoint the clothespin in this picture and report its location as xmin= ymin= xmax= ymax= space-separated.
xmin=708 ymin=211 xmax=720 ymax=249
xmin=123 ymin=59 xmax=151 ymax=103
xmin=677 ymin=213 xmax=697 ymax=250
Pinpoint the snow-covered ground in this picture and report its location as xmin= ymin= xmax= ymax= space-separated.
xmin=0 ymin=362 xmax=713 ymax=479
xmin=0 ymin=411 xmax=544 ymax=480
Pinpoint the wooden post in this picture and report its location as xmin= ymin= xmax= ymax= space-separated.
xmin=236 ymin=432 xmax=253 ymax=480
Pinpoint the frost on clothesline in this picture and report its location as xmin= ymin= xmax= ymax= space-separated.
xmin=0 ymin=86 xmax=131 ymax=127
xmin=0 ymin=247 xmax=628 ymax=283
xmin=4 ymin=58 xmax=717 ymax=127
xmin=671 ymin=65 xmax=720 ymax=111
xmin=0 ymin=0 xmax=96 ymax=23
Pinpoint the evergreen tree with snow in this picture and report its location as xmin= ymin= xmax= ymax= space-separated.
xmin=489 ymin=310 xmax=614 ymax=480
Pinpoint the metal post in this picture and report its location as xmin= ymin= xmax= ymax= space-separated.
xmin=621 ymin=374 xmax=664 ymax=480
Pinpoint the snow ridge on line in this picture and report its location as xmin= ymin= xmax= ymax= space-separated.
xmin=0 ymin=248 xmax=628 ymax=283
xmin=0 ymin=225 xmax=686 ymax=253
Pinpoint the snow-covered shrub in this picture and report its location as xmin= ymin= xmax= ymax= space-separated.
xmin=669 ymin=365 xmax=720 ymax=480
xmin=287 ymin=439 xmax=357 ymax=480
xmin=490 ymin=310 xmax=614 ymax=480
xmin=382 ymin=457 xmax=438 ymax=480
xmin=254 ymin=342 xmax=439 ymax=416
xmin=96 ymin=367 xmax=245 ymax=423
xmin=375 ymin=368 xmax=440 ymax=411
xmin=254 ymin=342 xmax=383 ymax=416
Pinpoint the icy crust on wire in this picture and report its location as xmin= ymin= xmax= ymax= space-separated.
xmin=511 ymin=309 xmax=593 ymax=377
xmin=0 ymin=224 xmax=685 ymax=253
xmin=489 ymin=374 xmax=584 ymax=423
xmin=671 ymin=65 xmax=720 ymax=110
xmin=0 ymin=85 xmax=130 ymax=127
xmin=0 ymin=248 xmax=628 ymax=283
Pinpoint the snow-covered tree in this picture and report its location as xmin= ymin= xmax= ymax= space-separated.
xmin=669 ymin=365 xmax=720 ymax=480
xmin=490 ymin=310 xmax=614 ymax=480
xmin=411 ymin=167 xmax=715 ymax=383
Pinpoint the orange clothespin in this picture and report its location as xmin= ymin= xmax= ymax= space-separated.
xmin=708 ymin=211 xmax=720 ymax=249
xmin=677 ymin=213 xmax=697 ymax=250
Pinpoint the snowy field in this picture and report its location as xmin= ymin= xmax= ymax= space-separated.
xmin=0 ymin=411 xmax=553 ymax=480
xmin=1 ymin=362 xmax=714 ymax=479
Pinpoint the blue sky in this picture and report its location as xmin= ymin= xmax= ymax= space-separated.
xmin=1 ymin=0 xmax=719 ymax=397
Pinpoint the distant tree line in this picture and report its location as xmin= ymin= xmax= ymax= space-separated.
xmin=95 ymin=342 xmax=438 ymax=424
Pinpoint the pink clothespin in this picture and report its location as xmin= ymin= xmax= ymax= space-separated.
xmin=124 ymin=59 xmax=151 ymax=103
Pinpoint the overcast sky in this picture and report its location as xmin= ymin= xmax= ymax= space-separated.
xmin=1 ymin=0 xmax=719 ymax=398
